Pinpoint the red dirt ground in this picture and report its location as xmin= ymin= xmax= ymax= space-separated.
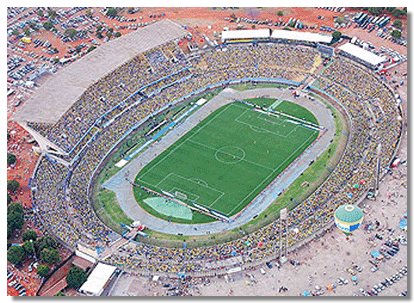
xmin=7 ymin=7 xmax=407 ymax=296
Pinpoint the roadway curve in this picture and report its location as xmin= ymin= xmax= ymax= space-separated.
xmin=103 ymin=87 xmax=336 ymax=236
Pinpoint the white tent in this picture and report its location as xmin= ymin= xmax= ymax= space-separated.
xmin=221 ymin=29 xmax=270 ymax=42
xmin=338 ymin=43 xmax=386 ymax=67
xmin=79 ymin=263 xmax=117 ymax=296
xmin=271 ymin=30 xmax=333 ymax=44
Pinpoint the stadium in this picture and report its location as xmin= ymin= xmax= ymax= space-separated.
xmin=15 ymin=19 xmax=403 ymax=278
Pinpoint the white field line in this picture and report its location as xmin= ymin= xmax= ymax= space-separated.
xmin=228 ymin=131 xmax=317 ymax=215
xmin=139 ymin=102 xmax=318 ymax=217
xmin=188 ymin=139 xmax=274 ymax=172
xmin=138 ymin=104 xmax=235 ymax=180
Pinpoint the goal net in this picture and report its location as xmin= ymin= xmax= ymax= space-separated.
xmin=174 ymin=191 xmax=188 ymax=201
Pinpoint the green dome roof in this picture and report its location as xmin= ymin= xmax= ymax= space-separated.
xmin=334 ymin=204 xmax=364 ymax=223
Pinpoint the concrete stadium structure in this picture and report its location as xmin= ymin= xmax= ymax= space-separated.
xmin=20 ymin=20 xmax=403 ymax=276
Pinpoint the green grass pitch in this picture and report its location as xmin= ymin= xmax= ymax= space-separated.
xmin=135 ymin=101 xmax=319 ymax=221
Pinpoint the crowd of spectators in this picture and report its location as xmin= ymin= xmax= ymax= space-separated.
xmin=30 ymin=41 xmax=402 ymax=274
xmin=28 ymin=41 xmax=190 ymax=153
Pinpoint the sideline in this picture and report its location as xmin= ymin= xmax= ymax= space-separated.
xmin=103 ymin=87 xmax=336 ymax=236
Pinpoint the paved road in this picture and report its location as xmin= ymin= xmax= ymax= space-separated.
xmin=103 ymin=87 xmax=336 ymax=236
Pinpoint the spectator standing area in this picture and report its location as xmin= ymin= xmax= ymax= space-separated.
xmin=14 ymin=19 xmax=188 ymax=155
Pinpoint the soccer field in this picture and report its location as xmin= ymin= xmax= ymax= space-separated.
xmin=135 ymin=101 xmax=319 ymax=219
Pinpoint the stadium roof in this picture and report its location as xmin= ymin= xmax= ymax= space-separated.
xmin=79 ymin=263 xmax=117 ymax=296
xmin=221 ymin=29 xmax=271 ymax=41
xmin=271 ymin=30 xmax=333 ymax=44
xmin=338 ymin=43 xmax=386 ymax=66
xmin=14 ymin=19 xmax=187 ymax=124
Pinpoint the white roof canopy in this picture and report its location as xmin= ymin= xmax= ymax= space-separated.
xmin=14 ymin=20 xmax=187 ymax=124
xmin=338 ymin=43 xmax=386 ymax=66
xmin=271 ymin=30 xmax=333 ymax=44
xmin=79 ymin=263 xmax=116 ymax=296
xmin=221 ymin=29 xmax=270 ymax=41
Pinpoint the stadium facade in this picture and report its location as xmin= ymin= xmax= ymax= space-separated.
xmin=19 ymin=20 xmax=403 ymax=275
xmin=15 ymin=19 xmax=188 ymax=156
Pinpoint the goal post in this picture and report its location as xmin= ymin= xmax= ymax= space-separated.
xmin=174 ymin=191 xmax=188 ymax=201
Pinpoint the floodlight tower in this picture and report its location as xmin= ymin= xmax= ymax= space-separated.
xmin=375 ymin=143 xmax=382 ymax=197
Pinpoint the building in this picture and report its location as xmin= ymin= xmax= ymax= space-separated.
xmin=271 ymin=30 xmax=333 ymax=45
xmin=13 ymin=19 xmax=188 ymax=157
xmin=221 ymin=29 xmax=271 ymax=43
xmin=79 ymin=263 xmax=117 ymax=296
xmin=338 ymin=43 xmax=386 ymax=70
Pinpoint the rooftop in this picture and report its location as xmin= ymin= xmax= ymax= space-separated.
xmin=271 ymin=30 xmax=333 ymax=44
xmin=334 ymin=204 xmax=364 ymax=223
xmin=221 ymin=29 xmax=271 ymax=41
xmin=14 ymin=19 xmax=187 ymax=124
xmin=79 ymin=263 xmax=117 ymax=296
xmin=338 ymin=43 xmax=386 ymax=66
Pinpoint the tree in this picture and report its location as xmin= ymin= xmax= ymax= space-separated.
xmin=37 ymin=9 xmax=44 ymax=17
xmin=22 ymin=229 xmax=38 ymax=242
xmin=367 ymin=7 xmax=384 ymax=16
xmin=43 ymin=21 xmax=54 ymax=31
xmin=35 ymin=235 xmax=57 ymax=254
xmin=64 ymin=28 xmax=77 ymax=38
xmin=37 ymin=265 xmax=50 ymax=277
xmin=336 ymin=16 xmax=345 ymax=24
xmin=8 ymin=202 xmax=23 ymax=215
xmin=87 ymin=46 xmax=97 ymax=53
xmin=7 ymin=246 xmax=26 ymax=265
xmin=7 ymin=153 xmax=17 ymax=166
xmin=114 ymin=32 xmax=121 ymax=38
xmin=391 ymin=30 xmax=402 ymax=39
xmin=277 ymin=10 xmax=284 ymax=16
xmin=7 ymin=202 xmax=24 ymax=236
xmin=66 ymin=266 xmax=88 ymax=289
xmin=41 ymin=248 xmax=61 ymax=265
xmin=47 ymin=9 xmax=57 ymax=19
xmin=332 ymin=31 xmax=342 ymax=40
xmin=12 ymin=29 xmax=20 ymax=36
xmin=393 ymin=19 xmax=402 ymax=29
xmin=7 ymin=225 xmax=12 ymax=239
xmin=7 ymin=193 xmax=12 ymax=204
xmin=23 ymin=241 xmax=35 ymax=256
xmin=7 ymin=180 xmax=20 ymax=193
xmin=106 ymin=7 xmax=118 ymax=18
xmin=24 ymin=28 xmax=31 ymax=37
xmin=392 ymin=9 xmax=406 ymax=18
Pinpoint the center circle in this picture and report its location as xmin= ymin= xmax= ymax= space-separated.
xmin=215 ymin=146 xmax=246 ymax=164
